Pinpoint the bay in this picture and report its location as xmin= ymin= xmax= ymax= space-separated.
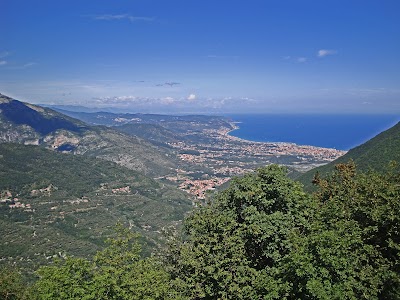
xmin=226 ymin=114 xmax=400 ymax=150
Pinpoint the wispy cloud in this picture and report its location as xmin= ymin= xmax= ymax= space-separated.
xmin=0 ymin=51 xmax=10 ymax=59
xmin=0 ymin=51 xmax=9 ymax=66
xmin=6 ymin=62 xmax=38 ymax=70
xmin=206 ymin=55 xmax=239 ymax=59
xmin=317 ymin=49 xmax=337 ymax=57
xmin=282 ymin=56 xmax=307 ymax=63
xmin=156 ymin=82 xmax=180 ymax=87
xmin=91 ymin=94 xmax=258 ymax=110
xmin=93 ymin=95 xmax=176 ymax=106
xmin=89 ymin=14 xmax=154 ymax=22
xmin=22 ymin=62 xmax=37 ymax=68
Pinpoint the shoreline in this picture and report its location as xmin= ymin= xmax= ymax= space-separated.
xmin=224 ymin=114 xmax=400 ymax=151
xmin=225 ymin=121 xmax=347 ymax=153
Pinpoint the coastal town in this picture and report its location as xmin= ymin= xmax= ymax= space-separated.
xmin=163 ymin=123 xmax=345 ymax=199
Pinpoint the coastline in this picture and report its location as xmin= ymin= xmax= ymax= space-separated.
xmin=225 ymin=120 xmax=346 ymax=152
xmin=224 ymin=114 xmax=400 ymax=151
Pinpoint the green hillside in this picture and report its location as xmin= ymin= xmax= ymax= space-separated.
xmin=114 ymin=123 xmax=182 ymax=147
xmin=0 ymin=144 xmax=191 ymax=270
xmin=0 ymin=93 xmax=179 ymax=177
xmin=298 ymin=121 xmax=400 ymax=188
xmin=7 ymin=163 xmax=398 ymax=299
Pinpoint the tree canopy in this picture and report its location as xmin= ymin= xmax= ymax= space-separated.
xmin=3 ymin=163 xmax=399 ymax=299
xmin=32 ymin=224 xmax=181 ymax=300
xmin=165 ymin=163 xmax=399 ymax=299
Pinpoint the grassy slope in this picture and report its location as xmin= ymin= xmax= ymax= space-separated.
xmin=298 ymin=121 xmax=400 ymax=189
xmin=0 ymin=144 xmax=191 ymax=270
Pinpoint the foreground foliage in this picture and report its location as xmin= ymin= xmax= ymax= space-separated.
xmin=30 ymin=224 xmax=180 ymax=300
xmin=2 ymin=163 xmax=399 ymax=299
xmin=165 ymin=163 xmax=399 ymax=299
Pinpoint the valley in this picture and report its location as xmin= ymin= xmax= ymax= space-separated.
xmin=0 ymin=93 xmax=343 ymax=270
xmin=55 ymin=107 xmax=345 ymax=199
xmin=0 ymin=143 xmax=190 ymax=270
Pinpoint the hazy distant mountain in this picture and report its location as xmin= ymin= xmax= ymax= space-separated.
xmin=115 ymin=123 xmax=183 ymax=147
xmin=0 ymin=93 xmax=178 ymax=176
xmin=40 ymin=104 xmax=112 ymax=113
xmin=298 ymin=121 xmax=400 ymax=188
xmin=40 ymin=104 xmax=139 ymax=113
xmin=49 ymin=108 xmax=234 ymax=131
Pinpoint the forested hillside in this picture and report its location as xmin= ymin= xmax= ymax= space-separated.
xmin=2 ymin=163 xmax=399 ymax=299
xmin=298 ymin=121 xmax=400 ymax=189
xmin=0 ymin=144 xmax=191 ymax=271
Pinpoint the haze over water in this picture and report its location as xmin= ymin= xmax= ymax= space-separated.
xmin=227 ymin=114 xmax=400 ymax=151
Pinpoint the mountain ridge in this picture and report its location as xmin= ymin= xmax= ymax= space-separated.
xmin=0 ymin=93 xmax=179 ymax=177
xmin=298 ymin=121 xmax=400 ymax=188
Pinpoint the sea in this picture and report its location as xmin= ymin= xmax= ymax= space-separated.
xmin=226 ymin=114 xmax=400 ymax=151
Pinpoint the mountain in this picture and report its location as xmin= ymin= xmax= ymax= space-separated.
xmin=0 ymin=143 xmax=191 ymax=270
xmin=0 ymin=93 xmax=178 ymax=177
xmin=0 ymin=93 xmax=195 ymax=270
xmin=114 ymin=123 xmax=183 ymax=147
xmin=0 ymin=93 xmax=88 ymax=141
xmin=46 ymin=109 xmax=240 ymax=145
xmin=298 ymin=121 xmax=400 ymax=188
xmin=39 ymin=104 xmax=123 ymax=113
xmin=47 ymin=108 xmax=234 ymax=133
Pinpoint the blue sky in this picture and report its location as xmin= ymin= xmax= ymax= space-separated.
xmin=1 ymin=0 xmax=399 ymax=113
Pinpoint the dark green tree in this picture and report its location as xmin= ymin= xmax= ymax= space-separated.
xmin=33 ymin=224 xmax=182 ymax=300
xmin=166 ymin=163 xmax=400 ymax=299
xmin=5 ymin=163 xmax=399 ymax=299
xmin=165 ymin=165 xmax=315 ymax=299
xmin=285 ymin=162 xmax=400 ymax=299
xmin=0 ymin=267 xmax=28 ymax=300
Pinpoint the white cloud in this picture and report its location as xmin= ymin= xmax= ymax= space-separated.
xmin=297 ymin=57 xmax=307 ymax=63
xmin=318 ymin=49 xmax=337 ymax=57
xmin=91 ymin=14 xmax=154 ymax=22
xmin=91 ymin=94 xmax=259 ymax=110
xmin=161 ymin=96 xmax=176 ymax=104
xmin=0 ymin=60 xmax=7 ymax=66
xmin=94 ymin=95 xmax=143 ymax=104
xmin=187 ymin=94 xmax=196 ymax=101
xmin=93 ymin=95 xmax=181 ymax=107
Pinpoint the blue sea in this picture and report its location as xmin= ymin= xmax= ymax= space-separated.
xmin=226 ymin=114 xmax=400 ymax=150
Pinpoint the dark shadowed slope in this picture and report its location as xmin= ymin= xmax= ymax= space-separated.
xmin=0 ymin=98 xmax=84 ymax=135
